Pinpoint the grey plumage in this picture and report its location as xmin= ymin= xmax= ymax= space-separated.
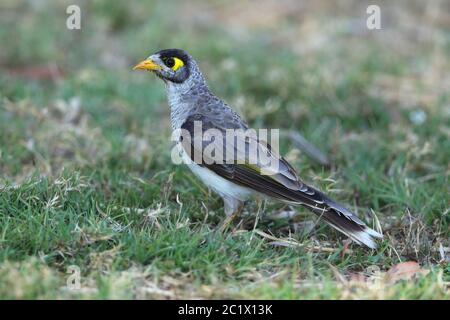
xmin=134 ymin=48 xmax=383 ymax=249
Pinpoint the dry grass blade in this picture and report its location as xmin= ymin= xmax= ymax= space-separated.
xmin=254 ymin=229 xmax=347 ymax=253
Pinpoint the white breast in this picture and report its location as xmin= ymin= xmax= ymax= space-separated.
xmin=177 ymin=144 xmax=253 ymax=201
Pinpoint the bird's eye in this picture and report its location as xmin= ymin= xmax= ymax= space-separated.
xmin=163 ymin=57 xmax=184 ymax=71
xmin=164 ymin=57 xmax=175 ymax=68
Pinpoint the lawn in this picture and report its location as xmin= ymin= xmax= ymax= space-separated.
xmin=0 ymin=0 xmax=448 ymax=299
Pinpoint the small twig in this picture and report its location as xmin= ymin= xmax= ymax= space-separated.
xmin=282 ymin=130 xmax=330 ymax=166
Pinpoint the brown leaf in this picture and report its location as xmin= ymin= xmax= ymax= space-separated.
xmin=348 ymin=273 xmax=368 ymax=283
xmin=385 ymin=261 xmax=430 ymax=284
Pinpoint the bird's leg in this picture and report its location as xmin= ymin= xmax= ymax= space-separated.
xmin=219 ymin=197 xmax=244 ymax=232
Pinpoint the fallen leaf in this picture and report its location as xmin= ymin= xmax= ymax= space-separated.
xmin=385 ymin=261 xmax=430 ymax=284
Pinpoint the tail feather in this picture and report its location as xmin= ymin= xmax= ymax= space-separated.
xmin=319 ymin=208 xmax=383 ymax=249
xmin=298 ymin=190 xmax=383 ymax=249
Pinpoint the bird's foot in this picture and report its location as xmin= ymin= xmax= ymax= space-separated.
xmin=219 ymin=211 xmax=239 ymax=233
xmin=218 ymin=202 xmax=244 ymax=233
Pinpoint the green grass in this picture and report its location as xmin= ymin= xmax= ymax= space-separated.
xmin=0 ymin=0 xmax=449 ymax=299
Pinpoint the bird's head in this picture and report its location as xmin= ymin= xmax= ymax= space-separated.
xmin=133 ymin=48 xmax=192 ymax=84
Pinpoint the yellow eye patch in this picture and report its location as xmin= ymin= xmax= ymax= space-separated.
xmin=171 ymin=57 xmax=184 ymax=71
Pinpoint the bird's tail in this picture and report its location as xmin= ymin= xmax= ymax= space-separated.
xmin=295 ymin=189 xmax=383 ymax=249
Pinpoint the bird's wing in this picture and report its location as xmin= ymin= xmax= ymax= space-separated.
xmin=179 ymin=113 xmax=382 ymax=248
xmin=180 ymin=113 xmax=307 ymax=193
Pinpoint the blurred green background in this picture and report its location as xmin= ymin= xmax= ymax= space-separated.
xmin=0 ymin=0 xmax=448 ymax=299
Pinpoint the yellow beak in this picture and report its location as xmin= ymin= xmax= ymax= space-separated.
xmin=133 ymin=59 xmax=162 ymax=71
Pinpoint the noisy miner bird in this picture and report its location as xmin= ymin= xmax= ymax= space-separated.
xmin=133 ymin=48 xmax=383 ymax=248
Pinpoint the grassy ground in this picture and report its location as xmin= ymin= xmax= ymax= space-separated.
xmin=0 ymin=0 xmax=449 ymax=299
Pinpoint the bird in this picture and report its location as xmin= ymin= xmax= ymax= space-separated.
xmin=133 ymin=48 xmax=383 ymax=249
